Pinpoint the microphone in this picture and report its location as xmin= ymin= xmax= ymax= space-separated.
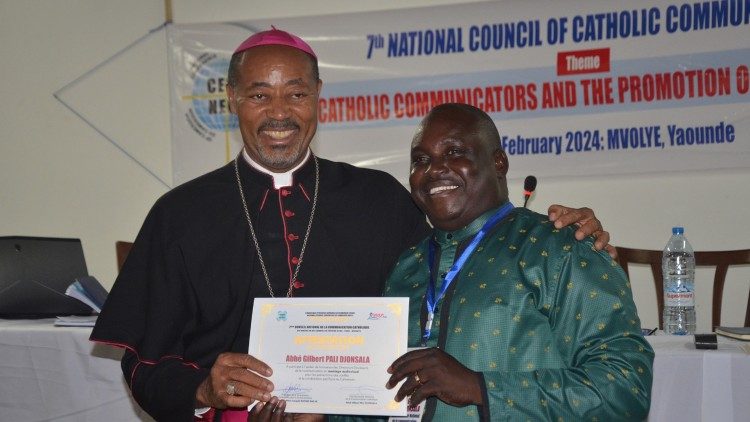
xmin=523 ymin=175 xmax=537 ymax=208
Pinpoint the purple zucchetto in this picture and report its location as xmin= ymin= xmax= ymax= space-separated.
xmin=234 ymin=26 xmax=317 ymax=59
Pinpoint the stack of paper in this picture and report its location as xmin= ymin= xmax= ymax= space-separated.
xmin=54 ymin=315 xmax=98 ymax=327
xmin=54 ymin=276 xmax=108 ymax=327
xmin=64 ymin=276 xmax=108 ymax=313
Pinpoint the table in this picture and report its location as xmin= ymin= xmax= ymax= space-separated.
xmin=0 ymin=319 xmax=153 ymax=421
xmin=2 ymin=320 xmax=749 ymax=421
xmin=647 ymin=334 xmax=750 ymax=422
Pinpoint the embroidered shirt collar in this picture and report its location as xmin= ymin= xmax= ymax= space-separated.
xmin=242 ymin=148 xmax=311 ymax=189
xmin=432 ymin=203 xmax=509 ymax=247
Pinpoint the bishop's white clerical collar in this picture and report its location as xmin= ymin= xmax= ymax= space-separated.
xmin=242 ymin=148 xmax=311 ymax=190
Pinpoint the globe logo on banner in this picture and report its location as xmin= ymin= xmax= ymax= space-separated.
xmin=185 ymin=54 xmax=237 ymax=142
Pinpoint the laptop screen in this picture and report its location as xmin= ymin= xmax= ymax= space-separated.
xmin=0 ymin=236 xmax=92 ymax=318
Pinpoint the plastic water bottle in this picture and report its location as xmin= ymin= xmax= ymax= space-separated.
xmin=662 ymin=227 xmax=696 ymax=335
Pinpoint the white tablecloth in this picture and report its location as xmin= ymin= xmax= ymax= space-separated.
xmin=2 ymin=320 xmax=749 ymax=421
xmin=647 ymin=334 xmax=750 ymax=422
xmin=0 ymin=318 xmax=153 ymax=422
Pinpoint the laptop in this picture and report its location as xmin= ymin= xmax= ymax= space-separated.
xmin=0 ymin=236 xmax=93 ymax=318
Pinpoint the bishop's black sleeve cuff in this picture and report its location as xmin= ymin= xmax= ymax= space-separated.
xmin=124 ymin=352 xmax=210 ymax=422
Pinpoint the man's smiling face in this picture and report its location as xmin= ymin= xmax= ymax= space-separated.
xmin=409 ymin=105 xmax=508 ymax=231
xmin=227 ymin=45 xmax=322 ymax=172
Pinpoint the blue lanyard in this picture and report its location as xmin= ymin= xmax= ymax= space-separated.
xmin=423 ymin=202 xmax=514 ymax=346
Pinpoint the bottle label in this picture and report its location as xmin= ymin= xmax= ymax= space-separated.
xmin=665 ymin=291 xmax=694 ymax=307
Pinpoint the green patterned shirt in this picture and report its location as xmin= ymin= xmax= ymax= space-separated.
xmin=382 ymin=205 xmax=653 ymax=421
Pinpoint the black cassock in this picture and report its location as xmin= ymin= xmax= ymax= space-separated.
xmin=91 ymin=156 xmax=428 ymax=421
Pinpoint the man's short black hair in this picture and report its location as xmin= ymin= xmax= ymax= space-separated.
xmin=424 ymin=103 xmax=502 ymax=150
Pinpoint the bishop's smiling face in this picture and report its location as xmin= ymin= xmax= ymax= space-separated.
xmin=409 ymin=105 xmax=509 ymax=231
xmin=227 ymin=45 xmax=322 ymax=172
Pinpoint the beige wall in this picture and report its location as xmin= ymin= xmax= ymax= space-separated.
xmin=1 ymin=0 xmax=748 ymax=331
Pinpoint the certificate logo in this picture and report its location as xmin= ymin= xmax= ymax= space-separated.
xmin=276 ymin=310 xmax=288 ymax=321
xmin=368 ymin=312 xmax=387 ymax=320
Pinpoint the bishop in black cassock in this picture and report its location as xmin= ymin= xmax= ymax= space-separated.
xmin=91 ymin=151 xmax=429 ymax=420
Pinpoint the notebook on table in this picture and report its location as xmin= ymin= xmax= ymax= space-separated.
xmin=0 ymin=236 xmax=93 ymax=318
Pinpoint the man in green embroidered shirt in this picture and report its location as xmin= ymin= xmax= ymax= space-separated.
xmin=383 ymin=103 xmax=654 ymax=421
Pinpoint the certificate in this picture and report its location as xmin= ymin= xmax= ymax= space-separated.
xmin=248 ymin=297 xmax=409 ymax=416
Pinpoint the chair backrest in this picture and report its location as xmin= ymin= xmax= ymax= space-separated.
xmin=615 ymin=247 xmax=750 ymax=329
xmin=693 ymin=249 xmax=750 ymax=328
xmin=115 ymin=241 xmax=133 ymax=273
xmin=615 ymin=247 xmax=666 ymax=328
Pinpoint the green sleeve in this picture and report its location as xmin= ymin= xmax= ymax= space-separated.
xmin=480 ymin=240 xmax=654 ymax=421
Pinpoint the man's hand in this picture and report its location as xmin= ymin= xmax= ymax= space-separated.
xmin=195 ymin=352 xmax=274 ymax=410
xmin=248 ymin=398 xmax=324 ymax=422
xmin=386 ymin=348 xmax=483 ymax=407
xmin=248 ymin=398 xmax=288 ymax=422
xmin=548 ymin=204 xmax=617 ymax=258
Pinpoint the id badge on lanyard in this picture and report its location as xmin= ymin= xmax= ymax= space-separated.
xmin=387 ymin=400 xmax=426 ymax=422
xmin=422 ymin=203 xmax=514 ymax=346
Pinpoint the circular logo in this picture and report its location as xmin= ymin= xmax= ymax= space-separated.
xmin=191 ymin=56 xmax=238 ymax=131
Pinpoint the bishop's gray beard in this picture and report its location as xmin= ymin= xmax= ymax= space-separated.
xmin=256 ymin=142 xmax=307 ymax=170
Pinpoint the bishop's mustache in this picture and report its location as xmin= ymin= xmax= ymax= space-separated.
xmin=258 ymin=119 xmax=299 ymax=132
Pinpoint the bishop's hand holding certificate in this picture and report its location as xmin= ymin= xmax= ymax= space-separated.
xmin=248 ymin=297 xmax=409 ymax=416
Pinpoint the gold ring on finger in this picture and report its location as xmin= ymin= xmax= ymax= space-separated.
xmin=414 ymin=372 xmax=424 ymax=386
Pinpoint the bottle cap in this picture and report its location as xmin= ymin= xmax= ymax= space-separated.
xmin=672 ymin=226 xmax=684 ymax=235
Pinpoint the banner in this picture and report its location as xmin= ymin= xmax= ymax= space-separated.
xmin=167 ymin=0 xmax=750 ymax=186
